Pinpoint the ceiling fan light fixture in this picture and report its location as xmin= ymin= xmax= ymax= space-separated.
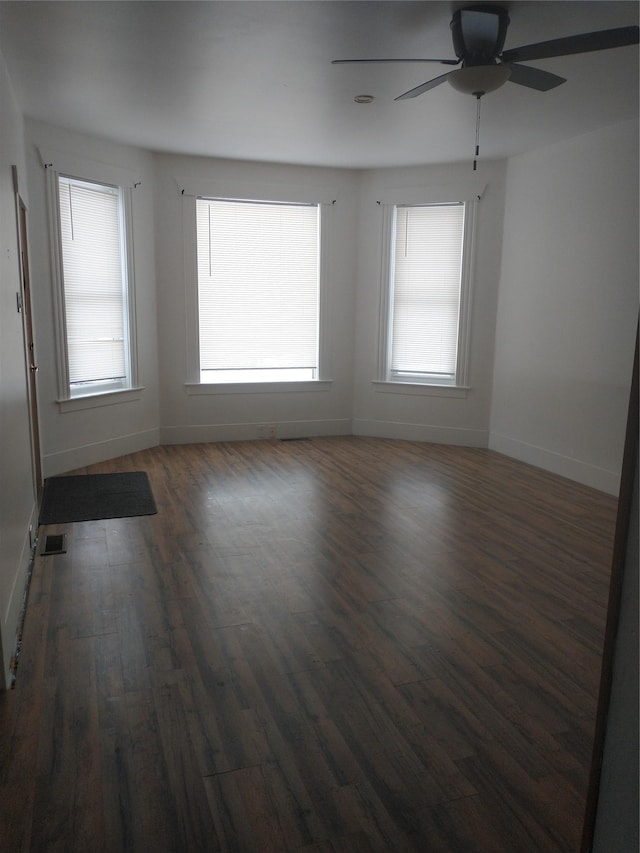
xmin=447 ymin=63 xmax=511 ymax=95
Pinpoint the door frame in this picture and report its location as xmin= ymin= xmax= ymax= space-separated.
xmin=13 ymin=165 xmax=43 ymax=505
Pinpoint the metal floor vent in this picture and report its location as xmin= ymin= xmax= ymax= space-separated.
xmin=41 ymin=533 xmax=67 ymax=555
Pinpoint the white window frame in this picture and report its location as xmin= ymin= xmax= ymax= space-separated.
xmin=375 ymin=187 xmax=481 ymax=394
xmin=181 ymin=180 xmax=335 ymax=395
xmin=43 ymin=149 xmax=140 ymax=409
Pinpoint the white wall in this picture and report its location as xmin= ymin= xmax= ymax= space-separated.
xmin=352 ymin=159 xmax=507 ymax=445
xmin=21 ymin=120 xmax=638 ymax=491
xmin=490 ymin=121 xmax=639 ymax=494
xmin=24 ymin=120 xmax=160 ymax=476
xmin=154 ymin=153 xmax=358 ymax=443
xmin=0 ymin=50 xmax=37 ymax=687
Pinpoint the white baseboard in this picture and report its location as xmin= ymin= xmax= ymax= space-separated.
xmin=42 ymin=427 xmax=161 ymax=478
xmin=40 ymin=422 xmax=617 ymax=497
xmin=352 ymin=418 xmax=489 ymax=447
xmin=2 ymin=500 xmax=38 ymax=689
xmin=489 ymin=431 xmax=620 ymax=495
xmin=160 ymin=419 xmax=353 ymax=445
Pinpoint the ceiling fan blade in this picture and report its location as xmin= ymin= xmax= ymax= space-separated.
xmin=331 ymin=58 xmax=459 ymax=66
xmin=506 ymin=63 xmax=566 ymax=91
xmin=501 ymin=25 xmax=639 ymax=64
xmin=394 ymin=71 xmax=454 ymax=101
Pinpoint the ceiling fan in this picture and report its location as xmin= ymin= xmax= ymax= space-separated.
xmin=332 ymin=4 xmax=639 ymax=100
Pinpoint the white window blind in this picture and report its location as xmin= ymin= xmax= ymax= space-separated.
xmin=390 ymin=203 xmax=465 ymax=381
xmin=58 ymin=176 xmax=127 ymax=391
xmin=196 ymin=198 xmax=319 ymax=382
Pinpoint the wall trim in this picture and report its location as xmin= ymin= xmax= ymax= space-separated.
xmin=352 ymin=418 xmax=488 ymax=446
xmin=42 ymin=427 xmax=160 ymax=478
xmin=2 ymin=501 xmax=38 ymax=690
xmin=38 ymin=421 xmax=619 ymax=496
xmin=489 ymin=431 xmax=620 ymax=495
xmin=160 ymin=419 xmax=352 ymax=445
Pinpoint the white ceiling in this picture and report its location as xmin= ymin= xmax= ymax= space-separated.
xmin=0 ymin=1 xmax=638 ymax=168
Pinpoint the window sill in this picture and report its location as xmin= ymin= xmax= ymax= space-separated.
xmin=184 ymin=380 xmax=333 ymax=396
xmin=57 ymin=386 xmax=144 ymax=413
xmin=372 ymin=381 xmax=470 ymax=398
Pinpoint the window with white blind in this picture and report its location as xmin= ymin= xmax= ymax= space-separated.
xmin=56 ymin=175 xmax=134 ymax=398
xmin=195 ymin=197 xmax=320 ymax=383
xmin=382 ymin=201 xmax=475 ymax=387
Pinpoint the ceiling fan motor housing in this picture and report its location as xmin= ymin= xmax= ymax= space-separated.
xmin=451 ymin=4 xmax=510 ymax=66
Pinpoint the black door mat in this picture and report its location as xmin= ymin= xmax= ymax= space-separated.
xmin=39 ymin=471 xmax=157 ymax=524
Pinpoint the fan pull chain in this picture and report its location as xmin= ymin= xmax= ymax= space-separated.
xmin=473 ymin=93 xmax=482 ymax=171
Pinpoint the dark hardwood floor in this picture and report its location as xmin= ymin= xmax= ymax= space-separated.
xmin=0 ymin=437 xmax=618 ymax=852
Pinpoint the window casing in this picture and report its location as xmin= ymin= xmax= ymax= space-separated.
xmin=46 ymin=160 xmax=138 ymax=404
xmin=195 ymin=197 xmax=321 ymax=384
xmin=379 ymin=199 xmax=476 ymax=388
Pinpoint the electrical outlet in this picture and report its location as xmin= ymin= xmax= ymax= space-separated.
xmin=266 ymin=424 xmax=277 ymax=439
xmin=256 ymin=424 xmax=267 ymax=439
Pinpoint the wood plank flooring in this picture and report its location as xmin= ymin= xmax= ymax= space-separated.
xmin=0 ymin=437 xmax=618 ymax=851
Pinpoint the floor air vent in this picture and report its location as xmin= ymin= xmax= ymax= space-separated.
xmin=41 ymin=534 xmax=67 ymax=555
